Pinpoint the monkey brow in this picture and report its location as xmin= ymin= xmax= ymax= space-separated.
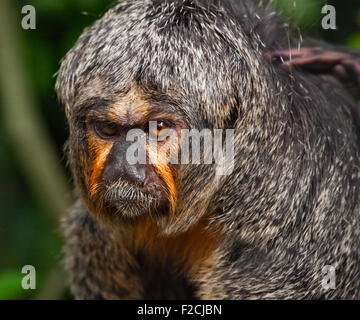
xmin=75 ymin=97 xmax=113 ymax=115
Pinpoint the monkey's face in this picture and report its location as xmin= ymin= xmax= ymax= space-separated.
xmin=72 ymin=86 xmax=186 ymax=220
xmin=56 ymin=0 xmax=267 ymax=232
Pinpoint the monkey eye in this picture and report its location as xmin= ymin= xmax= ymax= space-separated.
xmin=147 ymin=121 xmax=170 ymax=140
xmin=93 ymin=121 xmax=118 ymax=138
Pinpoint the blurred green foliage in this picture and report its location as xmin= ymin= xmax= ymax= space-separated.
xmin=347 ymin=10 xmax=360 ymax=49
xmin=0 ymin=0 xmax=114 ymax=300
xmin=0 ymin=0 xmax=359 ymax=300
xmin=0 ymin=271 xmax=25 ymax=299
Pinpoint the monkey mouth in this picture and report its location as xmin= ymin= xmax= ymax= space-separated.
xmin=100 ymin=180 xmax=166 ymax=216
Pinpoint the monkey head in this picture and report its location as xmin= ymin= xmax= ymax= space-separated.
xmin=56 ymin=0 xmax=274 ymax=234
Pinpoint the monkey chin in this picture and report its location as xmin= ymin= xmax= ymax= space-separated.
xmin=98 ymin=180 xmax=168 ymax=220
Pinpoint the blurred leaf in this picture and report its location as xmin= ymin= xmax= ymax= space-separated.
xmin=27 ymin=0 xmax=114 ymax=16
xmin=0 ymin=271 xmax=25 ymax=299
xmin=28 ymin=0 xmax=68 ymax=15
xmin=75 ymin=0 xmax=109 ymax=11
xmin=276 ymin=0 xmax=325 ymax=27
xmin=347 ymin=8 xmax=360 ymax=50
xmin=24 ymin=36 xmax=56 ymax=95
xmin=347 ymin=32 xmax=360 ymax=50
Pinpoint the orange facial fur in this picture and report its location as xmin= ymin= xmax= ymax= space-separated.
xmin=129 ymin=217 xmax=221 ymax=276
xmin=87 ymin=135 xmax=113 ymax=198
xmin=148 ymin=142 xmax=178 ymax=217
xmin=156 ymin=162 xmax=178 ymax=216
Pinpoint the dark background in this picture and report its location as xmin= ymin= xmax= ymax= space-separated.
xmin=0 ymin=0 xmax=359 ymax=299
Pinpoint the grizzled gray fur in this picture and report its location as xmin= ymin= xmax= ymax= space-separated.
xmin=56 ymin=0 xmax=360 ymax=299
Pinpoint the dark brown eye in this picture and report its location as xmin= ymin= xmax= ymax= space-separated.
xmin=94 ymin=121 xmax=118 ymax=138
xmin=148 ymin=121 xmax=170 ymax=139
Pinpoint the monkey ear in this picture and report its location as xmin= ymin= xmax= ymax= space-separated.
xmin=266 ymin=47 xmax=360 ymax=126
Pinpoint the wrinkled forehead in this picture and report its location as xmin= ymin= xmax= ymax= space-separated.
xmin=72 ymin=80 xmax=188 ymax=127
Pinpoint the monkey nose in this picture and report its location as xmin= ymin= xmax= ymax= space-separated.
xmin=123 ymin=164 xmax=147 ymax=187
xmin=101 ymin=140 xmax=148 ymax=187
xmin=101 ymin=161 xmax=147 ymax=187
